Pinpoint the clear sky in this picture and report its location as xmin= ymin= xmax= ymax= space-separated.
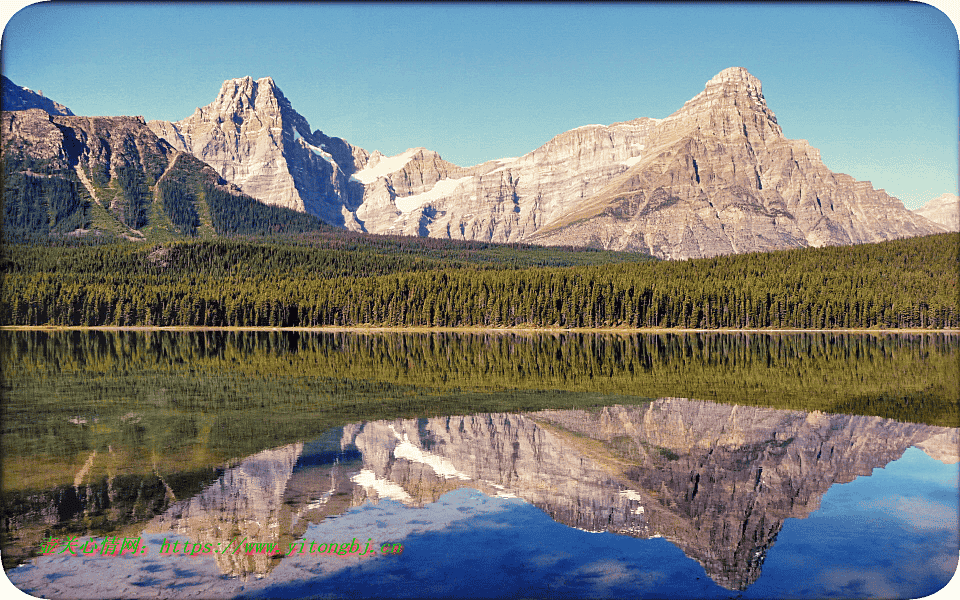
xmin=1 ymin=1 xmax=957 ymax=209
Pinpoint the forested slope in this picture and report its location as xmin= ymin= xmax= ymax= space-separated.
xmin=1 ymin=233 xmax=956 ymax=329
xmin=1 ymin=110 xmax=336 ymax=243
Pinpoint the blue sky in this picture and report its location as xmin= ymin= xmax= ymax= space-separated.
xmin=1 ymin=1 xmax=957 ymax=209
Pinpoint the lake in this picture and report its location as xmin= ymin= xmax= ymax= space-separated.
xmin=2 ymin=330 xmax=957 ymax=598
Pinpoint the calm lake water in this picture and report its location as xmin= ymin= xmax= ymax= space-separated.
xmin=2 ymin=330 xmax=957 ymax=599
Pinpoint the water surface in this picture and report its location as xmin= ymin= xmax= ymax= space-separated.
xmin=2 ymin=331 xmax=957 ymax=598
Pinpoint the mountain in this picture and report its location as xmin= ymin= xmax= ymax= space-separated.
xmin=1 ymin=108 xmax=330 ymax=242
xmin=148 ymin=69 xmax=942 ymax=259
xmin=529 ymin=68 xmax=942 ymax=257
xmin=148 ymin=76 xmax=370 ymax=228
xmin=913 ymin=193 xmax=959 ymax=232
xmin=1 ymin=75 xmax=74 ymax=116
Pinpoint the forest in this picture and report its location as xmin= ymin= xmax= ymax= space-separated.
xmin=1 ymin=232 xmax=957 ymax=329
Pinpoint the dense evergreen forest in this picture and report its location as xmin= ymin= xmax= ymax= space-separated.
xmin=1 ymin=232 xmax=957 ymax=329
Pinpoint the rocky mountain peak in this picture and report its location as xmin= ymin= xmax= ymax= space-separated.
xmin=1 ymin=75 xmax=74 ymax=116
xmin=700 ymin=66 xmax=767 ymax=111
xmin=529 ymin=67 xmax=940 ymax=257
xmin=198 ymin=75 xmax=287 ymax=122
xmin=706 ymin=66 xmax=763 ymax=88
xmin=661 ymin=66 xmax=782 ymax=143
xmin=221 ymin=75 xmax=281 ymax=99
xmin=149 ymin=76 xmax=368 ymax=227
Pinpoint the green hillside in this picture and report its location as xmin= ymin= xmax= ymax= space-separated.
xmin=1 ymin=110 xmax=333 ymax=244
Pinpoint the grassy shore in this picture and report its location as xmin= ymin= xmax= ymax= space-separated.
xmin=3 ymin=325 xmax=958 ymax=334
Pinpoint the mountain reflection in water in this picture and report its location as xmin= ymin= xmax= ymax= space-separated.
xmin=10 ymin=397 xmax=956 ymax=599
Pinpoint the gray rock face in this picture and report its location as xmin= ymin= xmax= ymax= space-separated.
xmin=528 ymin=67 xmax=942 ymax=257
xmin=150 ymin=69 xmax=943 ymax=259
xmin=148 ymin=76 xmax=369 ymax=228
xmin=372 ymin=118 xmax=659 ymax=241
xmin=914 ymin=193 xmax=958 ymax=232
xmin=2 ymin=75 xmax=74 ymax=116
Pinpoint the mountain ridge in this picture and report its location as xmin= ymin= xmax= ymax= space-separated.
xmin=1 ymin=75 xmax=74 ymax=116
xmin=528 ymin=67 xmax=941 ymax=256
xmin=1 ymin=107 xmax=332 ymax=243
xmin=146 ymin=68 xmax=941 ymax=259
xmin=913 ymin=193 xmax=959 ymax=232
xmin=3 ymin=70 xmax=945 ymax=257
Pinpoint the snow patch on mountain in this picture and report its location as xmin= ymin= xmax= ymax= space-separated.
xmin=395 ymin=176 xmax=473 ymax=213
xmin=301 ymin=139 xmax=337 ymax=167
xmin=353 ymin=149 xmax=421 ymax=184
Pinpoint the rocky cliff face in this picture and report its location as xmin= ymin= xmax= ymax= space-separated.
xmin=914 ymin=193 xmax=958 ymax=232
xmin=366 ymin=118 xmax=659 ymax=241
xmin=2 ymin=75 xmax=74 ymax=116
xmin=149 ymin=69 xmax=942 ymax=259
xmin=148 ymin=77 xmax=369 ymax=228
xmin=528 ymin=68 xmax=941 ymax=257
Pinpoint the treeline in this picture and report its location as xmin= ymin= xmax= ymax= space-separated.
xmin=1 ymin=233 xmax=957 ymax=329
xmin=1 ymin=238 xmax=503 ymax=283
xmin=1 ymin=154 xmax=91 ymax=241
xmin=4 ymin=330 xmax=957 ymax=431
xmin=1 ymin=235 xmax=651 ymax=282
xmin=213 ymin=230 xmax=658 ymax=268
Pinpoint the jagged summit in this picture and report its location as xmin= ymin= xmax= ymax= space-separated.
xmin=228 ymin=75 xmax=276 ymax=86
xmin=1 ymin=75 xmax=74 ymax=116
xmin=148 ymin=76 xmax=369 ymax=226
xmin=194 ymin=76 xmax=287 ymax=121
xmin=660 ymin=66 xmax=781 ymax=142
xmin=219 ymin=76 xmax=282 ymax=99
xmin=706 ymin=66 xmax=762 ymax=86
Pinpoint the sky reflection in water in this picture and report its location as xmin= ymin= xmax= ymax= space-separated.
xmin=6 ymin=421 xmax=958 ymax=599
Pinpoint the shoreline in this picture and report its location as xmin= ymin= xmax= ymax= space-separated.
xmin=2 ymin=325 xmax=957 ymax=334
